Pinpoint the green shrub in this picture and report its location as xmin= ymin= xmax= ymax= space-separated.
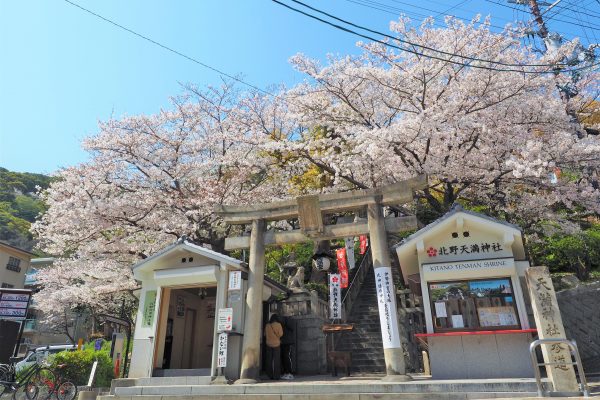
xmin=49 ymin=348 xmax=114 ymax=388
xmin=530 ymin=224 xmax=600 ymax=281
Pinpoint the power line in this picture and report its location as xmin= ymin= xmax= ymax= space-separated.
xmin=432 ymin=0 xmax=472 ymax=19
xmin=343 ymin=0 xmax=578 ymax=50
xmin=275 ymin=0 xmax=599 ymax=73
xmin=485 ymin=0 xmax=600 ymax=31
xmin=342 ymin=0 xmax=509 ymax=32
xmin=62 ymin=0 xmax=274 ymax=97
xmin=353 ymin=0 xmax=577 ymax=36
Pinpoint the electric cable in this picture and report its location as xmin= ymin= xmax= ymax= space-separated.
xmin=485 ymin=0 xmax=600 ymax=31
xmin=275 ymin=0 xmax=600 ymax=73
xmin=62 ymin=0 xmax=275 ymax=97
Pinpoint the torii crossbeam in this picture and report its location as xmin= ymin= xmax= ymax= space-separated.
xmin=217 ymin=175 xmax=427 ymax=383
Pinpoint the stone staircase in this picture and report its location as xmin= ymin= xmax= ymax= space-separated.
xmin=335 ymin=263 xmax=386 ymax=373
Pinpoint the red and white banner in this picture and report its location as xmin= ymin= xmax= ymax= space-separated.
xmin=329 ymin=274 xmax=342 ymax=319
xmin=336 ymin=248 xmax=349 ymax=288
xmin=359 ymin=235 xmax=368 ymax=255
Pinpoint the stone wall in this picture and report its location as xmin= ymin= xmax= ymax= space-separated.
xmin=291 ymin=314 xmax=328 ymax=375
xmin=557 ymin=281 xmax=600 ymax=373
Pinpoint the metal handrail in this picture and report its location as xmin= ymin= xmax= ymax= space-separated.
xmin=340 ymin=247 xmax=371 ymax=319
xmin=529 ymin=338 xmax=590 ymax=398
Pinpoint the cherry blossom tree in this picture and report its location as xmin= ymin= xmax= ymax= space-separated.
xmin=271 ymin=17 xmax=599 ymax=224
xmin=32 ymin=16 xmax=600 ymax=326
xmin=31 ymin=81 xmax=287 ymax=322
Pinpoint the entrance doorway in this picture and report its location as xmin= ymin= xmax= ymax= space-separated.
xmin=155 ymin=286 xmax=217 ymax=375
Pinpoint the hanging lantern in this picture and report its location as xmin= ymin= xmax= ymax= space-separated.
xmin=312 ymin=255 xmax=331 ymax=271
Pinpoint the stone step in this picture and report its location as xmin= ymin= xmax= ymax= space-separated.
xmin=346 ymin=353 xmax=386 ymax=361
xmin=336 ymin=340 xmax=384 ymax=348
xmin=337 ymin=340 xmax=383 ymax=347
xmin=106 ymin=378 xmax=542 ymax=398
xmin=100 ymin=392 xmax=541 ymax=400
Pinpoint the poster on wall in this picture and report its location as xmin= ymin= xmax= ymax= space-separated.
xmin=217 ymin=308 xmax=233 ymax=332
xmin=478 ymin=306 xmax=518 ymax=327
xmin=374 ymin=267 xmax=401 ymax=349
xmin=176 ymin=296 xmax=185 ymax=317
xmin=206 ymin=298 xmax=216 ymax=318
xmin=228 ymin=271 xmax=241 ymax=291
xmin=329 ymin=274 xmax=342 ymax=320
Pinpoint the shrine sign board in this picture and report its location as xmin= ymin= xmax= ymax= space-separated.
xmin=526 ymin=266 xmax=578 ymax=392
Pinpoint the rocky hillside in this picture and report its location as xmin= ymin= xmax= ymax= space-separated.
xmin=0 ymin=167 xmax=54 ymax=251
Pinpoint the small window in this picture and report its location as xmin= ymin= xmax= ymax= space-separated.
xmin=1 ymin=282 xmax=15 ymax=288
xmin=429 ymin=277 xmax=520 ymax=332
xmin=6 ymin=257 xmax=21 ymax=273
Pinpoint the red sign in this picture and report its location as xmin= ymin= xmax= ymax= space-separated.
xmin=359 ymin=235 xmax=368 ymax=255
xmin=336 ymin=248 xmax=349 ymax=288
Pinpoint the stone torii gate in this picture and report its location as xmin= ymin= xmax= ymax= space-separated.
xmin=217 ymin=175 xmax=427 ymax=383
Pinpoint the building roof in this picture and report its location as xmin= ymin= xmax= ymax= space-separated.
xmin=0 ymin=241 xmax=36 ymax=258
xmin=132 ymin=236 xmax=243 ymax=271
xmin=394 ymin=204 xmax=526 ymax=283
xmin=394 ymin=204 xmax=521 ymax=251
xmin=132 ymin=236 xmax=289 ymax=295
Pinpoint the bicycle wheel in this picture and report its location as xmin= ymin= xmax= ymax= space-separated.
xmin=0 ymin=366 xmax=10 ymax=397
xmin=26 ymin=368 xmax=55 ymax=400
xmin=11 ymin=382 xmax=36 ymax=400
xmin=55 ymin=382 xmax=76 ymax=400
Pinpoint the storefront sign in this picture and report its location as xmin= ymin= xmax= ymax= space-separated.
xmin=0 ymin=289 xmax=31 ymax=321
xmin=374 ymin=267 xmax=401 ymax=349
xmin=359 ymin=235 xmax=368 ymax=255
xmin=217 ymin=332 xmax=228 ymax=368
xmin=526 ymin=267 xmax=578 ymax=392
xmin=142 ymin=290 xmax=157 ymax=327
xmin=329 ymin=274 xmax=342 ymax=319
xmin=217 ymin=308 xmax=233 ymax=332
xmin=336 ymin=248 xmax=349 ymax=288
xmin=345 ymin=238 xmax=356 ymax=270
xmin=228 ymin=271 xmax=241 ymax=291
xmin=423 ymin=258 xmax=515 ymax=279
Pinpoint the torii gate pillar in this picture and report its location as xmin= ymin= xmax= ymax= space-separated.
xmin=368 ymin=201 xmax=411 ymax=381
xmin=235 ymin=219 xmax=266 ymax=384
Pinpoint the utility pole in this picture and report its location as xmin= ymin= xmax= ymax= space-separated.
xmin=528 ymin=0 xmax=549 ymax=41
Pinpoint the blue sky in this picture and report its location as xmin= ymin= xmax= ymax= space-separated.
xmin=1 ymin=0 xmax=597 ymax=174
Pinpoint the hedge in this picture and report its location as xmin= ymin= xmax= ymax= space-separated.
xmin=49 ymin=347 xmax=114 ymax=387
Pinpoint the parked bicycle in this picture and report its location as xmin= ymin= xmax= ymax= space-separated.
xmin=0 ymin=357 xmax=56 ymax=400
xmin=50 ymin=365 xmax=77 ymax=400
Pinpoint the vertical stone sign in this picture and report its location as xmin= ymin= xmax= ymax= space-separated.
xmin=526 ymin=267 xmax=578 ymax=392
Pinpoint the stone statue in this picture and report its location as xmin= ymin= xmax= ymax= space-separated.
xmin=287 ymin=266 xmax=306 ymax=292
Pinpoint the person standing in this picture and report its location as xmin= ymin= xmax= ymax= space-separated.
xmin=264 ymin=313 xmax=283 ymax=380
xmin=280 ymin=317 xmax=295 ymax=380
